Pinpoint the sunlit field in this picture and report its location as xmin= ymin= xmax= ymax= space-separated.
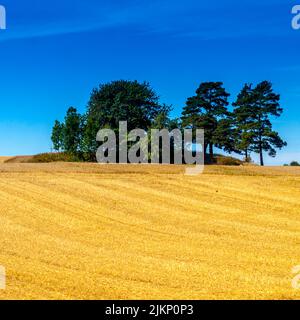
xmin=0 ymin=157 xmax=12 ymax=163
xmin=0 ymin=162 xmax=300 ymax=300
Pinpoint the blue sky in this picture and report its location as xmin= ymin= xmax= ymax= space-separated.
xmin=0 ymin=0 xmax=299 ymax=165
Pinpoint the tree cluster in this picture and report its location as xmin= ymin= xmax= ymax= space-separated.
xmin=51 ymin=80 xmax=287 ymax=166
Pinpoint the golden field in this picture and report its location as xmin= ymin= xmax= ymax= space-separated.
xmin=0 ymin=157 xmax=13 ymax=163
xmin=0 ymin=162 xmax=300 ymax=300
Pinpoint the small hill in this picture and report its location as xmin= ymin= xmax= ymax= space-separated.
xmin=4 ymin=155 xmax=34 ymax=163
xmin=4 ymin=153 xmax=80 ymax=163
xmin=4 ymin=153 xmax=245 ymax=166
xmin=0 ymin=156 xmax=14 ymax=163
xmin=214 ymin=154 xmax=244 ymax=166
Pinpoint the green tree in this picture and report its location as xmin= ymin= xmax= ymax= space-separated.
xmin=151 ymin=105 xmax=177 ymax=130
xmin=80 ymin=114 xmax=99 ymax=161
xmin=152 ymin=111 xmax=170 ymax=130
xmin=51 ymin=120 xmax=64 ymax=152
xmin=181 ymin=82 xmax=230 ymax=162
xmin=150 ymin=110 xmax=181 ymax=164
xmin=87 ymin=80 xmax=166 ymax=130
xmin=212 ymin=116 xmax=237 ymax=154
xmin=250 ymin=81 xmax=286 ymax=166
xmin=84 ymin=80 xmax=168 ymax=158
xmin=232 ymin=84 xmax=256 ymax=161
xmin=63 ymin=107 xmax=82 ymax=154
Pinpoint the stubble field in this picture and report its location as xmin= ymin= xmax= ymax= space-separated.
xmin=0 ymin=161 xmax=300 ymax=300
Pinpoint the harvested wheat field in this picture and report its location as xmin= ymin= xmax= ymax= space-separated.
xmin=0 ymin=162 xmax=300 ymax=300
xmin=0 ymin=157 xmax=13 ymax=163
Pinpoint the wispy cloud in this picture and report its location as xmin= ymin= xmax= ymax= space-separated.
xmin=0 ymin=0 xmax=291 ymax=42
xmin=0 ymin=1 xmax=137 ymax=42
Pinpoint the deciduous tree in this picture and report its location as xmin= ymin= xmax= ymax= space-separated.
xmin=51 ymin=120 xmax=64 ymax=152
xmin=63 ymin=107 xmax=82 ymax=154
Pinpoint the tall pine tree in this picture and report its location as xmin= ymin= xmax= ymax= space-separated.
xmin=233 ymin=82 xmax=287 ymax=166
xmin=181 ymin=82 xmax=230 ymax=162
xmin=233 ymin=84 xmax=256 ymax=161
xmin=251 ymin=81 xmax=287 ymax=166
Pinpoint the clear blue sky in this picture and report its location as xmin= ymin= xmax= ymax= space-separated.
xmin=0 ymin=0 xmax=299 ymax=165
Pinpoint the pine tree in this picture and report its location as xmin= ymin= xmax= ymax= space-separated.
xmin=181 ymin=82 xmax=230 ymax=162
xmin=234 ymin=81 xmax=287 ymax=166
xmin=212 ymin=116 xmax=237 ymax=154
xmin=233 ymin=84 xmax=256 ymax=161
xmin=252 ymin=81 xmax=287 ymax=165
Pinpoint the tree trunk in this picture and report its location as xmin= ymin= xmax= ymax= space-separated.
xmin=204 ymin=143 xmax=208 ymax=156
xmin=245 ymin=149 xmax=248 ymax=161
xmin=259 ymin=133 xmax=264 ymax=166
xmin=258 ymin=116 xmax=264 ymax=166
xmin=209 ymin=144 xmax=214 ymax=163
xmin=203 ymin=143 xmax=208 ymax=164
xmin=260 ymin=149 xmax=264 ymax=166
